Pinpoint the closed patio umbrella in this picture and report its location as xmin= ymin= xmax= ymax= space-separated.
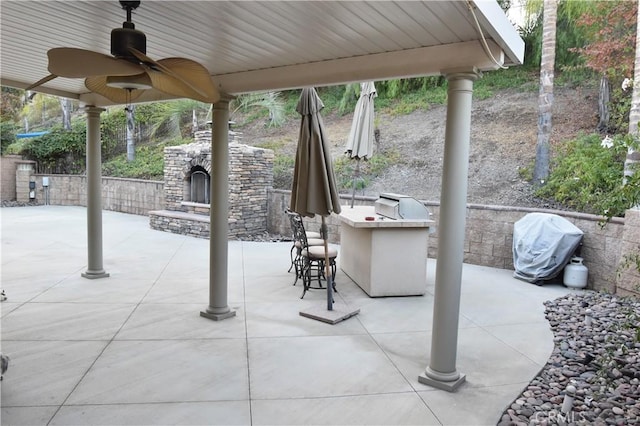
xmin=345 ymin=81 xmax=377 ymax=208
xmin=291 ymin=88 xmax=351 ymax=319
xmin=291 ymin=87 xmax=341 ymax=220
xmin=291 ymin=87 xmax=340 ymax=311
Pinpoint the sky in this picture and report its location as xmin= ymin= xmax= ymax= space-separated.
xmin=507 ymin=0 xmax=528 ymax=28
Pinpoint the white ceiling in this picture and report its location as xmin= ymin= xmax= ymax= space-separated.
xmin=0 ymin=0 xmax=524 ymax=106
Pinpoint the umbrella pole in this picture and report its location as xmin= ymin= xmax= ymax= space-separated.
xmin=321 ymin=216 xmax=333 ymax=311
xmin=350 ymin=159 xmax=360 ymax=208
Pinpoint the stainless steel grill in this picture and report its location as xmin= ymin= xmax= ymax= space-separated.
xmin=374 ymin=193 xmax=431 ymax=220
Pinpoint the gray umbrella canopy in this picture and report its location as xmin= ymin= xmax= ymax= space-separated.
xmin=290 ymin=87 xmax=342 ymax=218
xmin=345 ymin=81 xmax=377 ymax=207
xmin=345 ymin=81 xmax=377 ymax=160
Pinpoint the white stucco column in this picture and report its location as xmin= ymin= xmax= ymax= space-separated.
xmin=419 ymin=69 xmax=479 ymax=391
xmin=201 ymin=98 xmax=236 ymax=321
xmin=82 ymin=106 xmax=109 ymax=279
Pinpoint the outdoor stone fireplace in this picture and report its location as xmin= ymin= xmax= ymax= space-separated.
xmin=149 ymin=130 xmax=274 ymax=239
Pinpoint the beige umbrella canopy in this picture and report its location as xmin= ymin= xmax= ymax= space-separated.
xmin=345 ymin=81 xmax=377 ymax=207
xmin=290 ymin=87 xmax=341 ymax=311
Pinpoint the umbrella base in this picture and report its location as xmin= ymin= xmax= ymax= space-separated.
xmin=299 ymin=304 xmax=360 ymax=324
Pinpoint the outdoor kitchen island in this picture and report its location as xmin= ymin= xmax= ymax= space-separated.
xmin=338 ymin=203 xmax=434 ymax=297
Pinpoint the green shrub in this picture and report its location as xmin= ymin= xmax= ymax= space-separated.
xmin=333 ymin=156 xmax=357 ymax=190
xmin=100 ymin=109 xmax=126 ymax=159
xmin=273 ymin=154 xmax=295 ymax=189
xmin=21 ymin=121 xmax=86 ymax=173
xmin=254 ymin=138 xmax=290 ymax=152
xmin=102 ymin=145 xmax=165 ymax=180
xmin=0 ymin=120 xmax=17 ymax=154
xmin=535 ymin=133 xmax=636 ymax=215
xmin=383 ymin=92 xmax=432 ymax=116
xmin=518 ymin=161 xmax=534 ymax=181
xmin=102 ymin=137 xmax=190 ymax=180
xmin=333 ymin=150 xmax=399 ymax=191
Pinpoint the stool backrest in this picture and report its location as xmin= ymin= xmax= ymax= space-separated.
xmin=285 ymin=209 xmax=309 ymax=248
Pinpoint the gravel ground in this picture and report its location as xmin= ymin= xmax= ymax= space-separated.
xmin=499 ymin=292 xmax=640 ymax=426
xmin=1 ymin=200 xmax=40 ymax=208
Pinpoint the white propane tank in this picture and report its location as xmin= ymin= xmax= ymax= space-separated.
xmin=563 ymin=257 xmax=588 ymax=289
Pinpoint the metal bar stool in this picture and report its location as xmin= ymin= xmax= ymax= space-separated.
xmin=285 ymin=209 xmax=324 ymax=286
xmin=286 ymin=210 xmax=338 ymax=298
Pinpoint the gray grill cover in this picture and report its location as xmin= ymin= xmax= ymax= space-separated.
xmin=512 ymin=213 xmax=584 ymax=283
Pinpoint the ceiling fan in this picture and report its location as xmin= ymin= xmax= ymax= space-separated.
xmin=27 ymin=1 xmax=220 ymax=104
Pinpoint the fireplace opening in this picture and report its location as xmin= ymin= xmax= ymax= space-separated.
xmin=187 ymin=165 xmax=210 ymax=204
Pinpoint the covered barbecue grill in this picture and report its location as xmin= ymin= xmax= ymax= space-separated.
xmin=512 ymin=213 xmax=584 ymax=284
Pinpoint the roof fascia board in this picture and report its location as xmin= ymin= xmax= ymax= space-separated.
xmin=1 ymin=79 xmax=80 ymax=100
xmin=469 ymin=0 xmax=525 ymax=65
xmin=215 ymin=40 xmax=506 ymax=95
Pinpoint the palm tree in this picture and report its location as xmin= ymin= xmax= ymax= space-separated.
xmin=60 ymin=97 xmax=71 ymax=130
xmin=230 ymin=92 xmax=285 ymax=127
xmin=150 ymin=99 xmax=210 ymax=140
xmin=533 ymin=0 xmax=558 ymax=185
xmin=126 ymin=104 xmax=136 ymax=161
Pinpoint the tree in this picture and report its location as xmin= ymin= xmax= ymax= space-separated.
xmin=574 ymin=1 xmax=637 ymax=133
xmin=126 ymin=105 xmax=136 ymax=161
xmin=20 ymin=93 xmax=61 ymax=129
xmin=574 ymin=1 xmax=636 ymax=78
xmin=231 ymin=92 xmax=285 ymax=127
xmin=1 ymin=87 xmax=23 ymax=121
xmin=533 ymin=0 xmax=557 ymax=185
xmin=60 ymin=97 xmax=71 ymax=130
xmin=151 ymin=99 xmax=211 ymax=140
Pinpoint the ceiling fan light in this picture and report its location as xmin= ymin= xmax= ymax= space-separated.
xmin=106 ymin=74 xmax=152 ymax=90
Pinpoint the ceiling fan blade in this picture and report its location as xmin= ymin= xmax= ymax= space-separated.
xmin=129 ymin=48 xmax=220 ymax=103
xmin=85 ymin=75 xmax=147 ymax=104
xmin=155 ymin=58 xmax=220 ymax=103
xmin=48 ymin=47 xmax=142 ymax=78
xmin=25 ymin=74 xmax=57 ymax=91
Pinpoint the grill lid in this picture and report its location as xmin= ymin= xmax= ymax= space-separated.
xmin=374 ymin=193 xmax=431 ymax=220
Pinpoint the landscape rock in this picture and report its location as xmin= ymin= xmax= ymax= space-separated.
xmin=498 ymin=291 xmax=640 ymax=425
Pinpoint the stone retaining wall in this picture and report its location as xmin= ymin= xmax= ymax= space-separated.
xmin=4 ymin=168 xmax=635 ymax=296
xmin=28 ymin=175 xmax=164 ymax=215
xmin=1 ymin=155 xmax=24 ymax=201
xmin=617 ymin=208 xmax=640 ymax=297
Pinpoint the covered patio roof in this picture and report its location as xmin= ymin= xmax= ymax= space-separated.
xmin=0 ymin=0 xmax=525 ymax=393
xmin=1 ymin=0 xmax=523 ymax=104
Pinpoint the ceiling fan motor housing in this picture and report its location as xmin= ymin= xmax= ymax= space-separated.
xmin=111 ymin=25 xmax=146 ymax=61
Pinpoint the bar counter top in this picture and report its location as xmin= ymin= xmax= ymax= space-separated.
xmin=338 ymin=205 xmax=434 ymax=228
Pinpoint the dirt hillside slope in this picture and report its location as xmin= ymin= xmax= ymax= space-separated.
xmin=237 ymin=85 xmax=599 ymax=208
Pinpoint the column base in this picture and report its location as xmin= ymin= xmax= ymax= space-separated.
xmin=418 ymin=368 xmax=466 ymax=392
xmin=200 ymin=308 xmax=236 ymax=321
xmin=81 ymin=270 xmax=110 ymax=279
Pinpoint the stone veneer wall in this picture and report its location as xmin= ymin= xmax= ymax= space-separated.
xmin=267 ymin=189 xmax=627 ymax=294
xmin=155 ymin=130 xmax=274 ymax=239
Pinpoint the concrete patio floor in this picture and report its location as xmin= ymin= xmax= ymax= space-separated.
xmin=1 ymin=206 xmax=580 ymax=425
